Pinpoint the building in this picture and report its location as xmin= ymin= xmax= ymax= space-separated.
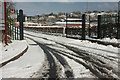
xmin=55 ymin=18 xmax=89 ymax=28
xmin=0 ymin=27 xmax=5 ymax=42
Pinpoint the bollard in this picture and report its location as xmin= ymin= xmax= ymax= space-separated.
xmin=81 ymin=14 xmax=86 ymax=40
xmin=89 ymin=15 xmax=91 ymax=37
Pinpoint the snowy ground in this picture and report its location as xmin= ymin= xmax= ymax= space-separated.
xmin=2 ymin=39 xmax=45 ymax=78
xmin=24 ymin=30 xmax=119 ymax=79
xmin=0 ymin=42 xmax=2 ymax=80
xmin=1 ymin=30 xmax=119 ymax=79
xmin=87 ymin=37 xmax=119 ymax=44
xmin=0 ymin=40 xmax=28 ymax=64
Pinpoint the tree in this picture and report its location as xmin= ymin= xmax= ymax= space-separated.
xmin=6 ymin=2 xmax=16 ymax=38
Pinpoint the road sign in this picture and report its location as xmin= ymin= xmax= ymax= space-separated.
xmin=10 ymin=10 xmax=15 ymax=13
xmin=15 ymin=22 xmax=19 ymax=27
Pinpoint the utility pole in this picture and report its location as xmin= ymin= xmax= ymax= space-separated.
xmin=4 ymin=0 xmax=7 ymax=45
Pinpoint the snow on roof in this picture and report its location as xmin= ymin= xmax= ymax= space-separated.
xmin=23 ymin=22 xmax=39 ymax=24
xmin=65 ymin=18 xmax=82 ymax=20
xmin=56 ymin=22 xmax=89 ymax=24
xmin=27 ymin=25 xmax=62 ymax=28
xmin=90 ymin=13 xmax=95 ymax=16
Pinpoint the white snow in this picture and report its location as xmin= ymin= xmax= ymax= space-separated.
xmin=25 ymin=31 xmax=118 ymax=60
xmin=0 ymin=42 xmax=2 ymax=80
xmin=2 ymin=38 xmax=45 ymax=78
xmin=2 ymin=30 xmax=119 ymax=78
xmin=26 ymin=25 xmax=63 ymax=28
xmin=101 ymin=38 xmax=119 ymax=43
xmin=87 ymin=37 xmax=119 ymax=43
xmin=60 ymin=55 xmax=95 ymax=78
xmin=24 ymin=30 xmax=119 ymax=78
xmin=1 ymin=40 xmax=28 ymax=64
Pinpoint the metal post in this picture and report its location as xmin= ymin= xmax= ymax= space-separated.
xmin=4 ymin=0 xmax=7 ymax=44
xmin=12 ymin=25 xmax=14 ymax=40
xmin=15 ymin=27 xmax=16 ymax=40
xmin=19 ymin=9 xmax=24 ymax=40
xmin=17 ymin=27 xmax=18 ymax=40
xmin=10 ymin=19 xmax=11 ymax=37
xmin=117 ymin=14 xmax=120 ymax=39
xmin=89 ymin=15 xmax=91 ymax=37
xmin=98 ymin=15 xmax=101 ymax=39
xmin=82 ymin=14 xmax=86 ymax=40
xmin=117 ymin=1 xmax=120 ymax=39
xmin=65 ymin=13 xmax=68 ymax=37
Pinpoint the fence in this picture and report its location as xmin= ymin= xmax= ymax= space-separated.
xmin=89 ymin=14 xmax=120 ymax=39
xmin=101 ymin=14 xmax=120 ymax=39
xmin=6 ymin=9 xmax=24 ymax=41
xmin=25 ymin=13 xmax=120 ymax=40
xmin=25 ymin=27 xmax=64 ymax=36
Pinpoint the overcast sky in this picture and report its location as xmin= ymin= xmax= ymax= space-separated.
xmin=15 ymin=2 xmax=118 ymax=16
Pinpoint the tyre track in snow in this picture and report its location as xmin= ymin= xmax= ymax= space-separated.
xmin=58 ymin=44 xmax=118 ymax=78
xmin=25 ymin=32 xmax=118 ymax=55
xmin=47 ymin=48 xmax=74 ymax=78
xmin=26 ymin=37 xmax=106 ymax=79
xmin=36 ymin=42 xmax=58 ymax=79
xmin=25 ymin=29 xmax=120 ymax=48
xmin=26 ymin=37 xmax=74 ymax=78
xmin=25 ymin=32 xmax=118 ymax=79
xmin=46 ymin=45 xmax=118 ymax=79
xmin=25 ymin=32 xmax=118 ymax=63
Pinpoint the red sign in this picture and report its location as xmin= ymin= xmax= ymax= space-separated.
xmin=107 ymin=15 xmax=111 ymax=17
xmin=10 ymin=10 xmax=15 ymax=13
xmin=15 ymin=23 xmax=19 ymax=27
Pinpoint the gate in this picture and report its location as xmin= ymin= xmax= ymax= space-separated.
xmin=66 ymin=14 xmax=86 ymax=40
xmin=89 ymin=15 xmax=98 ymax=38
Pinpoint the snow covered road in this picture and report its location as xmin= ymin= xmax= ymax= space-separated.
xmin=24 ymin=30 xmax=119 ymax=79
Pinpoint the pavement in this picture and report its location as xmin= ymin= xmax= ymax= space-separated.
xmin=1 ymin=38 xmax=45 ymax=78
xmin=0 ymin=40 xmax=28 ymax=67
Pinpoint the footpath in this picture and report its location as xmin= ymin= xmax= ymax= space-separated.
xmin=1 ymin=38 xmax=45 ymax=78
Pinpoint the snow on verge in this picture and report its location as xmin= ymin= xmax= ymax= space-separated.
xmin=1 ymin=40 xmax=28 ymax=64
xmin=0 ymin=42 xmax=2 ymax=80
xmin=2 ymin=38 xmax=45 ymax=78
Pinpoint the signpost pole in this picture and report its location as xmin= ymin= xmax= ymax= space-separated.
xmin=4 ymin=0 xmax=7 ymax=44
